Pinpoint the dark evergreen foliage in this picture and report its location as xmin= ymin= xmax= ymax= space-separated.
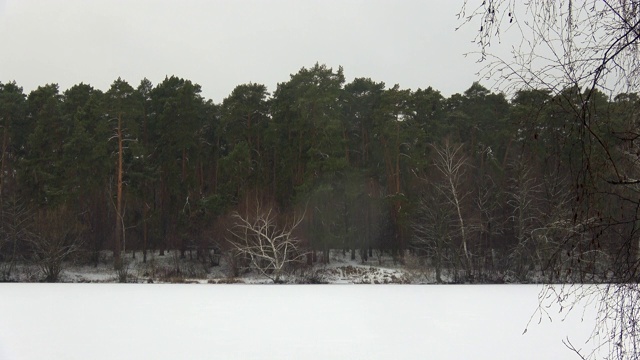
xmin=0 ymin=65 xmax=637 ymax=282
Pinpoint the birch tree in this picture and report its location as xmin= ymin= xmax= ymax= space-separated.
xmin=431 ymin=139 xmax=473 ymax=279
xmin=461 ymin=1 xmax=640 ymax=358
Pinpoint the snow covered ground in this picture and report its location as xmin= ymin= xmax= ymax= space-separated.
xmin=0 ymin=284 xmax=601 ymax=360
xmin=3 ymin=250 xmax=428 ymax=284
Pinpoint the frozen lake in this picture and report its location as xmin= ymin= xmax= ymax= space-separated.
xmin=0 ymin=284 xmax=599 ymax=360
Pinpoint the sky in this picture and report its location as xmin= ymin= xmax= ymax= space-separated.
xmin=0 ymin=0 xmax=490 ymax=103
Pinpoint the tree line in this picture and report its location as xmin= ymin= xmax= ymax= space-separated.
xmin=1 ymin=63 xmax=638 ymax=282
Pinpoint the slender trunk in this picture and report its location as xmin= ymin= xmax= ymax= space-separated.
xmin=449 ymin=176 xmax=471 ymax=276
xmin=343 ymin=199 xmax=349 ymax=256
xmin=181 ymin=148 xmax=187 ymax=182
xmin=361 ymin=125 xmax=367 ymax=167
xmin=435 ymin=237 xmax=443 ymax=283
xmin=297 ymin=132 xmax=303 ymax=185
xmin=0 ymin=117 xmax=7 ymax=275
xmin=395 ymin=120 xmax=401 ymax=194
xmin=247 ymin=113 xmax=252 ymax=164
xmin=381 ymin=138 xmax=395 ymax=193
xmin=394 ymin=121 xmax=404 ymax=252
xmin=502 ymin=138 xmax=513 ymax=169
xmin=213 ymin=137 xmax=220 ymax=193
xmin=343 ymin=128 xmax=350 ymax=166
xmin=143 ymin=202 xmax=148 ymax=263
xmin=142 ymin=103 xmax=149 ymax=263
xmin=159 ymin=177 xmax=169 ymax=256
xmin=198 ymin=161 xmax=204 ymax=194
xmin=0 ymin=116 xmax=9 ymax=199
xmin=272 ymin=147 xmax=277 ymax=199
xmin=114 ymin=113 xmax=123 ymax=267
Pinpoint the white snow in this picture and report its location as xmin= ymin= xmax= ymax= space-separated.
xmin=0 ymin=284 xmax=601 ymax=360
xmin=2 ymin=250 xmax=430 ymax=284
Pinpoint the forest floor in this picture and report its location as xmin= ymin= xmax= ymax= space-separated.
xmin=2 ymin=250 xmax=442 ymax=284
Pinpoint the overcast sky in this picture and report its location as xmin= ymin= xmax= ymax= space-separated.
xmin=0 ymin=0 xmax=488 ymax=103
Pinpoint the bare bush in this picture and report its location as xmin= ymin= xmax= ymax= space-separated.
xmin=29 ymin=206 xmax=84 ymax=282
xmin=0 ymin=195 xmax=32 ymax=281
xmin=226 ymin=204 xmax=308 ymax=283
xmin=116 ymin=258 xmax=131 ymax=283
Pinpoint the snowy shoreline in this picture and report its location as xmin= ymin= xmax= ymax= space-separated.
xmin=1 ymin=248 xmax=550 ymax=284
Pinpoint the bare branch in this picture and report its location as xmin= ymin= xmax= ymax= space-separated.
xmin=226 ymin=203 xmax=308 ymax=283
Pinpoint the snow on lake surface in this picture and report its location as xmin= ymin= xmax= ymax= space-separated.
xmin=0 ymin=284 xmax=600 ymax=360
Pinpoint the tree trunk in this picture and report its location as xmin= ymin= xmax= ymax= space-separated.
xmin=181 ymin=148 xmax=187 ymax=182
xmin=114 ymin=113 xmax=123 ymax=268
xmin=143 ymin=202 xmax=148 ymax=263
xmin=0 ymin=115 xmax=9 ymax=200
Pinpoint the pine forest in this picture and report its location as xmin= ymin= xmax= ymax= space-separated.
xmin=1 ymin=63 xmax=638 ymax=283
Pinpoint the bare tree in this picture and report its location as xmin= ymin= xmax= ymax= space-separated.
xmin=411 ymin=185 xmax=455 ymax=283
xmin=529 ymin=166 xmax=574 ymax=282
xmin=431 ymin=139 xmax=474 ymax=279
xmin=226 ymin=204 xmax=308 ymax=283
xmin=526 ymin=283 xmax=640 ymax=360
xmin=460 ymin=1 xmax=640 ymax=358
xmin=505 ymin=159 xmax=543 ymax=280
xmin=459 ymin=1 xmax=640 ymax=96
xmin=472 ymin=172 xmax=504 ymax=278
